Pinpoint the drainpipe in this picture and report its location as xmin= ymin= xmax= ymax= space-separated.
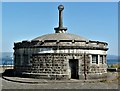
xmin=84 ymin=52 xmax=87 ymax=80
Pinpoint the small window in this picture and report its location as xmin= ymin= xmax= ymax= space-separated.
xmin=104 ymin=55 xmax=106 ymax=63
xmin=92 ymin=55 xmax=98 ymax=64
xmin=100 ymin=55 xmax=103 ymax=64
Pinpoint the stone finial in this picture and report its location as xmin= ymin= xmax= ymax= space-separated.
xmin=54 ymin=5 xmax=67 ymax=33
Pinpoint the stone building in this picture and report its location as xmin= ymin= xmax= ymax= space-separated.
xmin=14 ymin=5 xmax=108 ymax=80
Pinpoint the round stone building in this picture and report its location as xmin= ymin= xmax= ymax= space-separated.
xmin=14 ymin=5 xmax=108 ymax=80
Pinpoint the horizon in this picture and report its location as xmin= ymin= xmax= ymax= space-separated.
xmin=0 ymin=51 xmax=118 ymax=56
xmin=2 ymin=2 xmax=118 ymax=56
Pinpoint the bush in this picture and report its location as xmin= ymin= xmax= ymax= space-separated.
xmin=108 ymin=63 xmax=120 ymax=69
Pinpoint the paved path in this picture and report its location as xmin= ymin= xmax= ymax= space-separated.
xmin=1 ymin=78 xmax=118 ymax=89
xmin=1 ymin=77 xmax=119 ymax=89
xmin=1 ymin=72 xmax=119 ymax=89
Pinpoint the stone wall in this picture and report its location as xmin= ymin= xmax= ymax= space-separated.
xmin=14 ymin=52 xmax=107 ymax=80
xmin=30 ymin=53 xmax=68 ymax=79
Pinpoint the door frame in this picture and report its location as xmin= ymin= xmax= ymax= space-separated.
xmin=69 ymin=59 xmax=79 ymax=79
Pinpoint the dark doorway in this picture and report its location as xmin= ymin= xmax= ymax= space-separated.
xmin=69 ymin=59 xmax=79 ymax=79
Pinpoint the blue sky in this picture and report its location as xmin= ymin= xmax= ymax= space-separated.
xmin=2 ymin=2 xmax=118 ymax=55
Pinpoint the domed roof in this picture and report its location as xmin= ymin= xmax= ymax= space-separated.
xmin=33 ymin=5 xmax=88 ymax=42
xmin=33 ymin=33 xmax=88 ymax=41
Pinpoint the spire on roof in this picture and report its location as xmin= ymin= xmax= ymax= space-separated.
xmin=54 ymin=5 xmax=67 ymax=33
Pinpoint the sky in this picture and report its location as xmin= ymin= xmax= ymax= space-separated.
xmin=2 ymin=2 xmax=118 ymax=55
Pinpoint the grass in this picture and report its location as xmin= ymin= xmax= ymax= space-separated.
xmin=108 ymin=63 xmax=120 ymax=69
